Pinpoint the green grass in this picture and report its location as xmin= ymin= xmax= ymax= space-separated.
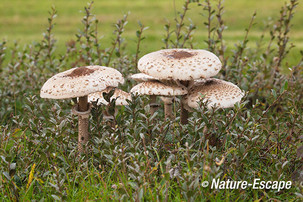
xmin=0 ymin=0 xmax=302 ymax=201
xmin=1 ymin=0 xmax=303 ymax=54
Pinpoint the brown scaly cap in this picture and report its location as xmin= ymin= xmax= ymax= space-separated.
xmin=138 ymin=48 xmax=222 ymax=80
xmin=130 ymin=81 xmax=188 ymax=96
xmin=184 ymin=78 xmax=244 ymax=109
xmin=88 ymin=87 xmax=131 ymax=106
xmin=40 ymin=65 xmax=124 ymax=99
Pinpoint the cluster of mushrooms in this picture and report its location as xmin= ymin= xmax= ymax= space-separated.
xmin=40 ymin=48 xmax=244 ymax=151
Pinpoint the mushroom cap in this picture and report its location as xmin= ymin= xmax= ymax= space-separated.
xmin=184 ymin=78 xmax=244 ymax=109
xmin=130 ymin=81 xmax=188 ymax=96
xmin=138 ymin=48 xmax=222 ymax=81
xmin=40 ymin=66 xmax=124 ymax=99
xmin=129 ymin=73 xmax=156 ymax=82
xmin=88 ymin=87 xmax=131 ymax=106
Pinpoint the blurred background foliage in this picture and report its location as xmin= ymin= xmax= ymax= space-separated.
xmin=1 ymin=0 xmax=303 ymax=54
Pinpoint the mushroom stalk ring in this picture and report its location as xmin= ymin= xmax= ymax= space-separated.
xmin=72 ymin=103 xmax=92 ymax=119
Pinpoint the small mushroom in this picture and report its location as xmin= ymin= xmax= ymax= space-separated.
xmin=137 ymin=48 xmax=222 ymax=124
xmin=88 ymin=87 xmax=131 ymax=119
xmin=130 ymin=81 xmax=187 ymax=118
xmin=89 ymin=87 xmax=131 ymax=106
xmin=40 ymin=65 xmax=124 ymax=152
xmin=160 ymin=96 xmax=174 ymax=119
xmin=183 ymin=78 xmax=244 ymax=110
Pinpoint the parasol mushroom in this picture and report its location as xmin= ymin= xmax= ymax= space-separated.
xmin=88 ymin=87 xmax=131 ymax=119
xmin=40 ymin=65 xmax=124 ymax=152
xmin=130 ymin=81 xmax=188 ymax=119
xmin=137 ymin=48 xmax=222 ymax=124
xmin=88 ymin=87 xmax=131 ymax=106
xmin=183 ymin=78 xmax=244 ymax=110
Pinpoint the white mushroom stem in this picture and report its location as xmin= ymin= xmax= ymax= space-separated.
xmin=180 ymin=98 xmax=189 ymax=125
xmin=161 ymin=97 xmax=174 ymax=120
xmin=175 ymin=80 xmax=187 ymax=89
xmin=180 ymin=81 xmax=190 ymax=125
xmin=150 ymin=95 xmax=159 ymax=115
xmin=188 ymin=80 xmax=196 ymax=89
xmin=78 ymin=95 xmax=89 ymax=152
xmin=130 ymin=81 xmax=187 ymax=118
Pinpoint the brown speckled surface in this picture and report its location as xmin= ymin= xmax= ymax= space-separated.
xmin=184 ymin=78 xmax=244 ymax=109
xmin=40 ymin=65 xmax=124 ymax=99
xmin=88 ymin=87 xmax=131 ymax=106
xmin=130 ymin=81 xmax=188 ymax=96
xmin=138 ymin=49 xmax=222 ymax=80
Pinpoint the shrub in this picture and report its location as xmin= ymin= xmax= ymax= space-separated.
xmin=0 ymin=0 xmax=302 ymax=200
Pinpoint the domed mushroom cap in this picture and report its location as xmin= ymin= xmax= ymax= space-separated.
xmin=40 ymin=66 xmax=124 ymax=99
xmin=129 ymin=73 xmax=156 ymax=82
xmin=138 ymin=48 xmax=221 ymax=81
xmin=184 ymin=78 xmax=244 ymax=109
xmin=88 ymin=87 xmax=131 ymax=106
xmin=130 ymin=81 xmax=188 ymax=96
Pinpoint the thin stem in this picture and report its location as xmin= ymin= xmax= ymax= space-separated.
xmin=135 ymin=21 xmax=147 ymax=71
xmin=180 ymin=98 xmax=189 ymax=124
xmin=94 ymin=19 xmax=103 ymax=66
xmin=150 ymin=95 xmax=158 ymax=115
xmin=164 ymin=103 xmax=173 ymax=119
xmin=216 ymin=0 xmax=226 ymax=65
xmin=78 ymin=96 xmax=88 ymax=112
xmin=83 ymin=3 xmax=94 ymax=64
xmin=78 ymin=95 xmax=89 ymax=152
xmin=106 ymin=14 xmax=128 ymax=66
xmin=174 ymin=0 xmax=190 ymax=48
xmin=204 ymin=0 xmax=214 ymax=51
xmin=162 ymin=97 xmax=173 ymax=120
xmin=180 ymin=80 xmax=189 ymax=125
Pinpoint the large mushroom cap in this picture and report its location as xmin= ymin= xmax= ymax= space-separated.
xmin=88 ymin=87 xmax=131 ymax=106
xmin=184 ymin=78 xmax=244 ymax=109
xmin=138 ymin=48 xmax=222 ymax=81
xmin=40 ymin=65 xmax=124 ymax=99
xmin=130 ymin=81 xmax=188 ymax=96
xmin=129 ymin=73 xmax=156 ymax=82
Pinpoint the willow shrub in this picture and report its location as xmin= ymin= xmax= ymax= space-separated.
xmin=0 ymin=0 xmax=302 ymax=201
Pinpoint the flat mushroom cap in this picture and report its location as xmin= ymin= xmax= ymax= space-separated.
xmin=129 ymin=73 xmax=156 ymax=82
xmin=40 ymin=65 xmax=124 ymax=99
xmin=184 ymin=78 xmax=244 ymax=109
xmin=130 ymin=81 xmax=188 ymax=96
xmin=138 ymin=48 xmax=222 ymax=80
xmin=88 ymin=87 xmax=131 ymax=106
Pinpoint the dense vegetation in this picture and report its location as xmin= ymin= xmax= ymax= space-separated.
xmin=0 ymin=0 xmax=302 ymax=201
